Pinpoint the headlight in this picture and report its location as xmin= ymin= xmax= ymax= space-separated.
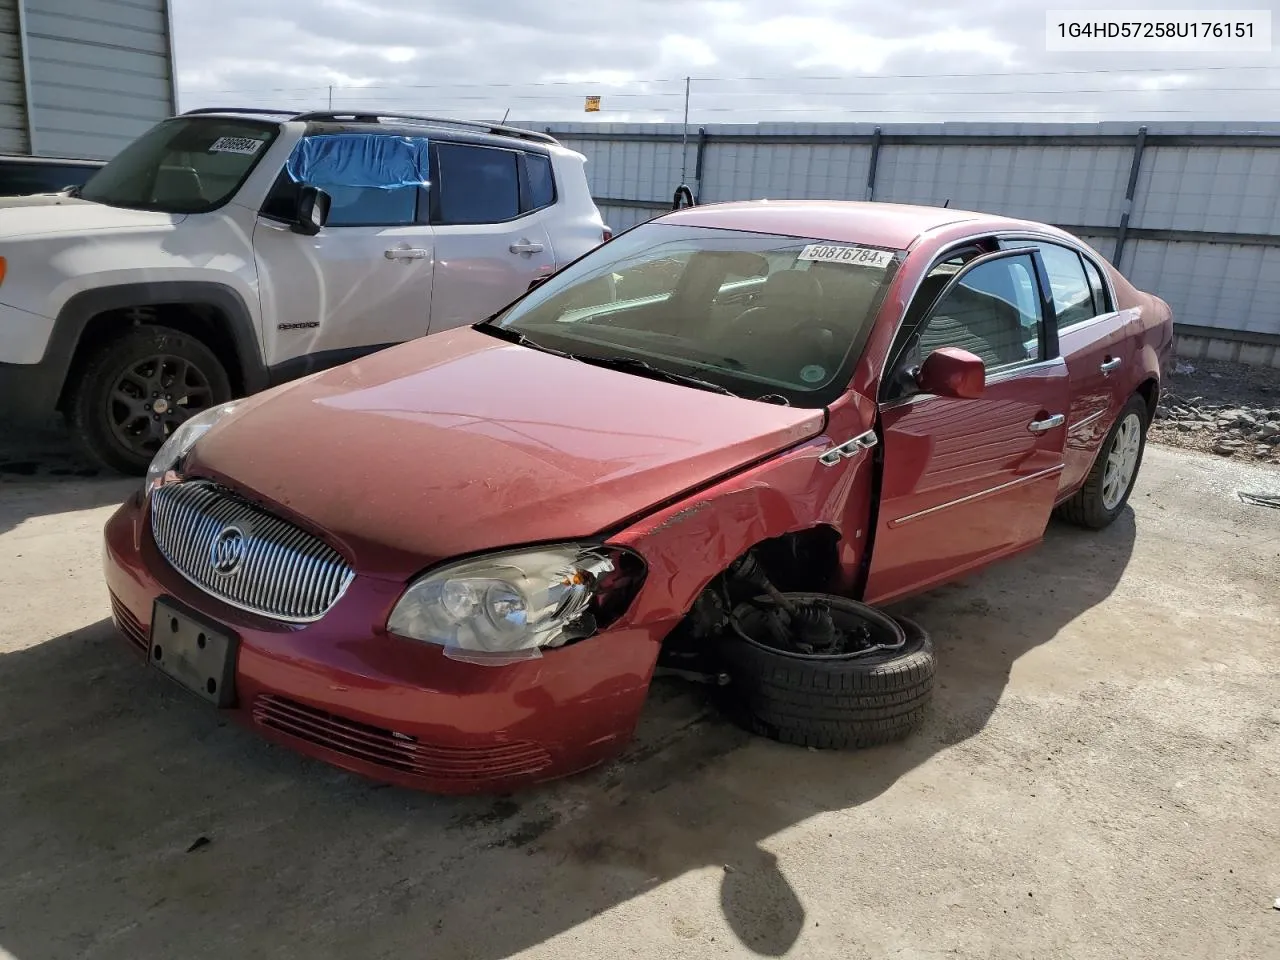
xmin=387 ymin=545 xmax=634 ymax=664
xmin=143 ymin=401 xmax=240 ymax=494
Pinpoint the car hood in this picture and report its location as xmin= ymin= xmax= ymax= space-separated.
xmin=0 ymin=195 xmax=181 ymax=239
xmin=187 ymin=328 xmax=826 ymax=579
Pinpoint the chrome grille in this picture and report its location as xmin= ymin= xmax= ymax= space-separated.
xmin=149 ymin=480 xmax=353 ymax=622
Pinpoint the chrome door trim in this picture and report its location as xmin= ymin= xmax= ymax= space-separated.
xmin=891 ymin=464 xmax=1065 ymax=526
xmin=879 ymin=355 xmax=1069 ymax=412
xmin=1069 ymin=408 xmax=1107 ymax=433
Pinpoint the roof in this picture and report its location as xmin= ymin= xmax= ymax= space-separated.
xmin=657 ymin=200 xmax=1037 ymax=249
xmin=180 ymin=108 xmax=559 ymax=146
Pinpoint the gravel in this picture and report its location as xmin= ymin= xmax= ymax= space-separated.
xmin=1149 ymin=358 xmax=1280 ymax=465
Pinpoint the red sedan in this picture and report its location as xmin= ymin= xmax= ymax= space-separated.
xmin=103 ymin=200 xmax=1173 ymax=793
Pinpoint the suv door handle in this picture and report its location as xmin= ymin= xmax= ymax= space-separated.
xmin=1099 ymin=357 xmax=1122 ymax=374
xmin=509 ymin=240 xmax=544 ymax=255
xmin=384 ymin=248 xmax=430 ymax=261
xmin=1028 ymin=413 xmax=1066 ymax=434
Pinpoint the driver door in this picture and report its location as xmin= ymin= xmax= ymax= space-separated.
xmin=864 ymin=249 xmax=1071 ymax=605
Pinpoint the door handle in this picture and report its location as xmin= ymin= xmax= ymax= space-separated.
xmin=509 ymin=240 xmax=544 ymax=255
xmin=384 ymin=248 xmax=430 ymax=261
xmin=1028 ymin=413 xmax=1066 ymax=434
xmin=1099 ymin=357 xmax=1122 ymax=374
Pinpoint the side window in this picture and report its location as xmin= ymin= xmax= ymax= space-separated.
xmin=522 ymin=153 xmax=556 ymax=211
xmin=0 ymin=162 xmax=96 ymax=196
xmin=435 ymin=143 xmax=520 ymax=224
xmin=267 ymin=133 xmax=427 ymax=227
xmin=883 ymin=245 xmax=989 ymax=401
xmin=1037 ymin=243 xmax=1096 ymax=329
xmin=914 ymin=254 xmax=1044 ymax=374
xmin=325 ymin=185 xmax=419 ymax=227
xmin=1081 ymin=255 xmax=1112 ymax=314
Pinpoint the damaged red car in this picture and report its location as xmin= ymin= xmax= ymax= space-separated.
xmin=103 ymin=200 xmax=1174 ymax=793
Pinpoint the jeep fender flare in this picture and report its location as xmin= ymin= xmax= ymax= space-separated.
xmin=48 ymin=282 xmax=267 ymax=403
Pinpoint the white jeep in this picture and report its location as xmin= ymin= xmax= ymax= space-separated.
xmin=0 ymin=108 xmax=608 ymax=473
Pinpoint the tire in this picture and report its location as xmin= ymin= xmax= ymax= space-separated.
xmin=1056 ymin=393 xmax=1149 ymax=530
xmin=717 ymin=601 xmax=935 ymax=750
xmin=67 ymin=324 xmax=232 ymax=475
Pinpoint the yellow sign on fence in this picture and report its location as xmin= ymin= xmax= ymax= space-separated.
xmin=584 ymin=96 xmax=601 ymax=113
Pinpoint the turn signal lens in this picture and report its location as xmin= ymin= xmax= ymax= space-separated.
xmin=0 ymin=256 xmax=8 ymax=287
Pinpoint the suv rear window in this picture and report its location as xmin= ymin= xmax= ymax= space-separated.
xmin=523 ymin=154 xmax=555 ymax=210
xmin=434 ymin=143 xmax=519 ymax=224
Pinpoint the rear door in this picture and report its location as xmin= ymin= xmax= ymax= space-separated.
xmin=865 ymin=249 xmax=1071 ymax=605
xmin=426 ymin=141 xmax=556 ymax=334
xmin=1003 ymin=239 xmax=1133 ymax=498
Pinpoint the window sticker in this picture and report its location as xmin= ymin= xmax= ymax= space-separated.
xmin=798 ymin=244 xmax=895 ymax=268
xmin=208 ymin=136 xmax=265 ymax=156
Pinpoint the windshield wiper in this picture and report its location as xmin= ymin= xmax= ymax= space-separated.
xmin=568 ymin=354 xmax=740 ymax=398
xmin=477 ymin=324 xmax=575 ymax=359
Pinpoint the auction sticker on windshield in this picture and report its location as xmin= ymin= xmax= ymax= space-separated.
xmin=208 ymin=136 xmax=265 ymax=155
xmin=798 ymin=244 xmax=895 ymax=268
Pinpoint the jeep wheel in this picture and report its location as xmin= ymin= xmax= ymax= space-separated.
xmin=67 ymin=325 xmax=231 ymax=475
xmin=1055 ymin=393 xmax=1148 ymax=530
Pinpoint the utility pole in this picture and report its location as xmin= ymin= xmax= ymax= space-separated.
xmin=327 ymin=85 xmax=333 ymax=109
xmin=680 ymin=77 xmax=691 ymax=183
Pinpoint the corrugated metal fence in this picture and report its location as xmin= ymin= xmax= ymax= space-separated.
xmin=527 ymin=120 xmax=1280 ymax=361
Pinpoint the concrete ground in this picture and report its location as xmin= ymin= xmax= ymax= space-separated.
xmin=1 ymin=425 xmax=1278 ymax=960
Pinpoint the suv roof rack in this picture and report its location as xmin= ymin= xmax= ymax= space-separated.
xmin=290 ymin=111 xmax=559 ymax=145
xmin=182 ymin=107 xmax=299 ymax=117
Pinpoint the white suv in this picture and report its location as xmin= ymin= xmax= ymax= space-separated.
xmin=0 ymin=108 xmax=608 ymax=472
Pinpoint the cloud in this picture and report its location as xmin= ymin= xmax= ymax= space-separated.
xmin=171 ymin=0 xmax=1280 ymax=122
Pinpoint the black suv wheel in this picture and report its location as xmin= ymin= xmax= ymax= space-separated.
xmin=67 ymin=325 xmax=231 ymax=475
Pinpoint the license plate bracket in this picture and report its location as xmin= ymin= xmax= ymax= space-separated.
xmin=149 ymin=598 xmax=238 ymax=708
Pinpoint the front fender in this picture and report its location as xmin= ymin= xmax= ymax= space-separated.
xmin=36 ymin=281 xmax=267 ymax=414
xmin=607 ymin=432 xmax=876 ymax=629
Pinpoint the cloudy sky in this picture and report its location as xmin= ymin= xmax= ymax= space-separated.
xmin=172 ymin=0 xmax=1280 ymax=124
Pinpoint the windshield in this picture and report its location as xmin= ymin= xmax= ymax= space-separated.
xmin=485 ymin=223 xmax=902 ymax=407
xmin=78 ymin=117 xmax=280 ymax=213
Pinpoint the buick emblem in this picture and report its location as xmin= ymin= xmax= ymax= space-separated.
xmin=210 ymin=525 xmax=247 ymax=576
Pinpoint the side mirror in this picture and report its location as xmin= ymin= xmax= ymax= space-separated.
xmin=291 ymin=185 xmax=331 ymax=236
xmin=914 ymin=347 xmax=986 ymax=399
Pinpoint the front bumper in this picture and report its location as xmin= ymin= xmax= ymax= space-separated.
xmin=103 ymin=495 xmax=668 ymax=794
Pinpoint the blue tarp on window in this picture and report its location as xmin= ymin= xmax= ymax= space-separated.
xmin=285 ymin=134 xmax=430 ymax=190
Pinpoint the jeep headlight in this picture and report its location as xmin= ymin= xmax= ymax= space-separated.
xmin=144 ymin=401 xmax=240 ymax=494
xmin=387 ymin=545 xmax=638 ymax=664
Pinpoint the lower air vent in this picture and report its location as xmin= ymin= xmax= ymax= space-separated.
xmin=110 ymin=593 xmax=148 ymax=652
xmin=252 ymin=695 xmax=552 ymax=782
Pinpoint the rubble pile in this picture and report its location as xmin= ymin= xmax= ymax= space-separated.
xmin=1152 ymin=392 xmax=1280 ymax=462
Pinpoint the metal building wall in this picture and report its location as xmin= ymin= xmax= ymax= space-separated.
xmin=532 ymin=120 xmax=1280 ymax=352
xmin=0 ymin=0 xmax=29 ymax=152
xmin=15 ymin=0 xmax=176 ymax=159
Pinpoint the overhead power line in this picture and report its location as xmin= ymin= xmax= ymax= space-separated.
xmin=193 ymin=63 xmax=1278 ymax=96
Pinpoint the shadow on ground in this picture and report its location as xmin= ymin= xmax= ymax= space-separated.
xmin=0 ymin=512 xmax=1135 ymax=960
xmin=0 ymin=423 xmax=133 ymax=537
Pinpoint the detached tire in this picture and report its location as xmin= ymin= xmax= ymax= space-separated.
xmin=1056 ymin=393 xmax=1149 ymax=530
xmin=718 ymin=600 xmax=934 ymax=749
xmin=67 ymin=324 xmax=231 ymax=475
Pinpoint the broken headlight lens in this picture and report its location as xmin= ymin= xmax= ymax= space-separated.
xmin=386 ymin=546 xmax=622 ymax=664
